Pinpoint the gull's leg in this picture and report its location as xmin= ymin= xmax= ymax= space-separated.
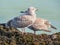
xmin=34 ymin=31 xmax=36 ymax=35
xmin=33 ymin=31 xmax=38 ymax=41
xmin=34 ymin=31 xmax=36 ymax=38
xmin=21 ymin=28 xmax=25 ymax=34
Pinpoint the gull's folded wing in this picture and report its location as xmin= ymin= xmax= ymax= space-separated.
xmin=50 ymin=24 xmax=57 ymax=30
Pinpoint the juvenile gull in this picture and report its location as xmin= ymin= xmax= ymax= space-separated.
xmin=28 ymin=18 xmax=57 ymax=34
xmin=0 ymin=7 xmax=37 ymax=33
xmin=4 ymin=7 xmax=37 ymax=33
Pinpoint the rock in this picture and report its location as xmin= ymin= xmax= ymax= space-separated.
xmin=0 ymin=25 xmax=60 ymax=45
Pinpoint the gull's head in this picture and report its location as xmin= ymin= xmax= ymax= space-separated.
xmin=27 ymin=7 xmax=38 ymax=15
xmin=28 ymin=7 xmax=38 ymax=13
xmin=20 ymin=7 xmax=38 ymax=15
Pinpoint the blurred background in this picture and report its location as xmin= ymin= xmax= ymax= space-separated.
xmin=0 ymin=0 xmax=60 ymax=34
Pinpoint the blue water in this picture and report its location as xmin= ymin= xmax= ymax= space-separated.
xmin=0 ymin=0 xmax=60 ymax=34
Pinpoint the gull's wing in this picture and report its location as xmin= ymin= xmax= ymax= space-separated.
xmin=50 ymin=24 xmax=57 ymax=29
xmin=12 ymin=15 xmax=33 ymax=28
xmin=44 ymin=20 xmax=57 ymax=30
xmin=28 ymin=25 xmax=51 ymax=32
xmin=28 ymin=18 xmax=46 ymax=31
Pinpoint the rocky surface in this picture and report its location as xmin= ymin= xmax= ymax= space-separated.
xmin=0 ymin=25 xmax=60 ymax=45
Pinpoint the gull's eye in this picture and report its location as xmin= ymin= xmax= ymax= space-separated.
xmin=32 ymin=8 xmax=34 ymax=10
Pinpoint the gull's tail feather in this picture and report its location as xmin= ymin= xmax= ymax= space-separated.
xmin=0 ymin=23 xmax=10 ymax=28
xmin=42 ymin=29 xmax=51 ymax=32
xmin=0 ymin=23 xmax=6 ymax=26
xmin=50 ymin=24 xmax=57 ymax=30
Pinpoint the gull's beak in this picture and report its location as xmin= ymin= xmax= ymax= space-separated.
xmin=20 ymin=11 xmax=25 ymax=13
xmin=20 ymin=11 xmax=28 ymax=13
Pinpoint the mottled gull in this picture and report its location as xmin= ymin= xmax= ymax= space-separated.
xmin=5 ymin=7 xmax=37 ymax=33
xmin=28 ymin=18 xmax=57 ymax=34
